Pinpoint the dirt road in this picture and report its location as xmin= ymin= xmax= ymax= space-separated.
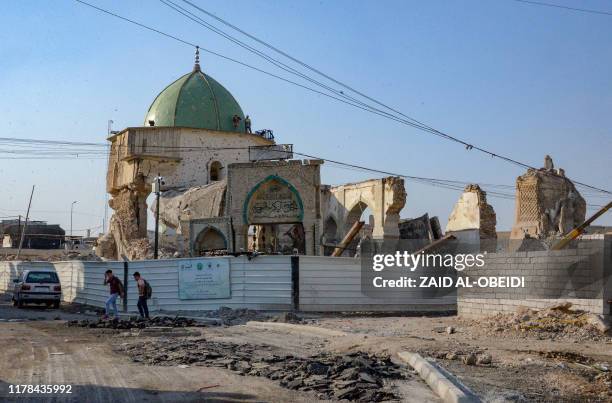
xmin=0 ymin=298 xmax=330 ymax=403
xmin=0 ymin=298 xmax=438 ymax=402
xmin=2 ymin=295 xmax=608 ymax=402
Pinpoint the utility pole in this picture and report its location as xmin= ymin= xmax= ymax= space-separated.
xmin=16 ymin=185 xmax=35 ymax=260
xmin=70 ymin=201 xmax=78 ymax=239
xmin=153 ymin=175 xmax=164 ymax=259
xmin=104 ymin=120 xmax=113 ymax=235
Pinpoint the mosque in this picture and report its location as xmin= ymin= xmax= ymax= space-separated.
xmin=97 ymin=50 xmax=407 ymax=260
xmin=97 ymin=51 xmax=585 ymax=260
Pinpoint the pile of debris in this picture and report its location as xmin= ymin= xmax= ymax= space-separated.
xmin=195 ymin=306 xmax=303 ymax=326
xmin=269 ymin=311 xmax=304 ymax=324
xmin=419 ymin=347 xmax=492 ymax=366
xmin=0 ymin=252 xmax=102 ymax=262
xmin=470 ymin=303 xmax=611 ymax=341
xmin=66 ymin=316 xmax=208 ymax=330
xmin=200 ymin=306 xmax=271 ymax=325
xmin=120 ymin=337 xmax=408 ymax=401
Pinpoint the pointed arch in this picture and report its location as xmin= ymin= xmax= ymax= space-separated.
xmin=242 ymin=175 xmax=304 ymax=224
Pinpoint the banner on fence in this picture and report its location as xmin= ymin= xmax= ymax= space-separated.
xmin=178 ymin=258 xmax=231 ymax=300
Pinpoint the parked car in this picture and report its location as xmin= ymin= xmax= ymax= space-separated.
xmin=11 ymin=270 xmax=61 ymax=309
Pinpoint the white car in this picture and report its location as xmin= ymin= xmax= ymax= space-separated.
xmin=12 ymin=270 xmax=62 ymax=309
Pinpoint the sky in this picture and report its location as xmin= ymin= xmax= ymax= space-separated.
xmin=0 ymin=0 xmax=610 ymax=236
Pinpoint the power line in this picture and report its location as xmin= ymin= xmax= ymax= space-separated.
xmin=159 ymin=0 xmax=413 ymax=124
xmin=74 ymin=0 xmax=611 ymax=196
xmin=163 ymin=1 xmax=612 ymax=195
xmin=512 ymin=0 xmax=612 ymax=17
xmin=1 ymin=135 xmax=608 ymax=204
xmin=74 ymin=0 xmax=413 ymax=126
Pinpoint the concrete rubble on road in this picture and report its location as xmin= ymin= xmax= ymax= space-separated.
xmin=65 ymin=316 xmax=209 ymax=330
xmin=120 ymin=337 xmax=411 ymax=402
xmin=188 ymin=306 xmax=304 ymax=326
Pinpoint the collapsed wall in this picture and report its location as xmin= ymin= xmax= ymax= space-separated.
xmin=398 ymin=213 xmax=442 ymax=241
xmin=510 ymin=156 xmax=586 ymax=240
xmin=320 ymin=177 xmax=406 ymax=256
xmin=97 ymin=173 xmax=150 ymax=260
xmin=156 ymin=180 xmax=226 ymax=228
xmin=446 ymin=184 xmax=497 ymax=239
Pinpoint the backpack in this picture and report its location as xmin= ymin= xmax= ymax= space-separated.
xmin=144 ymin=280 xmax=153 ymax=299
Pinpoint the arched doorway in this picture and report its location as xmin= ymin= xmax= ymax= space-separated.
xmin=194 ymin=227 xmax=227 ymax=255
xmin=242 ymin=175 xmax=305 ymax=254
xmin=209 ymin=161 xmax=223 ymax=182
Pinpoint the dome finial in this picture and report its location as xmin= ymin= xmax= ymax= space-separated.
xmin=194 ymin=46 xmax=201 ymax=72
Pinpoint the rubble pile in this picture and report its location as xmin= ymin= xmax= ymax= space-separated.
xmin=195 ymin=306 xmax=304 ymax=326
xmin=120 ymin=337 xmax=409 ymax=401
xmin=0 ymin=252 xmax=102 ymax=262
xmin=269 ymin=311 xmax=304 ymax=324
xmin=472 ymin=303 xmax=612 ymax=341
xmin=419 ymin=347 xmax=492 ymax=366
xmin=66 ymin=316 xmax=208 ymax=330
xmin=201 ymin=306 xmax=271 ymax=325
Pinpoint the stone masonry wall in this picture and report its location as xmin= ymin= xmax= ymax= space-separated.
xmin=458 ymin=235 xmax=611 ymax=318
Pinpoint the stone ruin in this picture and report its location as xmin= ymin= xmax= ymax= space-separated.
xmin=97 ymin=173 xmax=150 ymax=260
xmin=446 ymin=184 xmax=497 ymax=239
xmin=398 ymin=213 xmax=443 ymax=241
xmin=510 ymin=156 xmax=586 ymax=240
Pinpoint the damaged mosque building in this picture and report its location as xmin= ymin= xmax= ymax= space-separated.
xmin=97 ymin=53 xmax=588 ymax=260
xmin=97 ymin=52 xmax=407 ymax=260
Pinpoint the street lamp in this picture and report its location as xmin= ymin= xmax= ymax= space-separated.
xmin=152 ymin=175 xmax=164 ymax=259
xmin=70 ymin=201 xmax=78 ymax=239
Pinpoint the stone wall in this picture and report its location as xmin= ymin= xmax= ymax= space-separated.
xmin=458 ymin=235 xmax=611 ymax=318
xmin=107 ymin=127 xmax=274 ymax=192
xmin=321 ymin=177 xmax=406 ymax=246
xmin=225 ymin=159 xmax=323 ymax=255
xmin=446 ymin=184 xmax=496 ymax=239
xmin=100 ymin=126 xmax=274 ymax=260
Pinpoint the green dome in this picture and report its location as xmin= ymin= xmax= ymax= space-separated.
xmin=144 ymin=66 xmax=245 ymax=132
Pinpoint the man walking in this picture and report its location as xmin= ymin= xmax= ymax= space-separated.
xmin=103 ymin=269 xmax=124 ymax=319
xmin=133 ymin=271 xmax=150 ymax=319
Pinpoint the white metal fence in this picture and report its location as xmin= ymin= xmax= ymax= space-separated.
xmin=298 ymin=256 xmax=456 ymax=312
xmin=0 ymin=255 xmax=456 ymax=313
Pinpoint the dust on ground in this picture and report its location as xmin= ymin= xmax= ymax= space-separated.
xmin=2 ymin=298 xmax=611 ymax=402
xmin=309 ymin=304 xmax=611 ymax=402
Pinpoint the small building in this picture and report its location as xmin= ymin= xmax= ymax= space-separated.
xmin=0 ymin=221 xmax=65 ymax=249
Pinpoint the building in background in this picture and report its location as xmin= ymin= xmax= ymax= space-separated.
xmin=0 ymin=220 xmax=65 ymax=249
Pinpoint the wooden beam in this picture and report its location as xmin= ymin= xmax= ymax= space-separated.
xmin=331 ymin=221 xmax=365 ymax=257
xmin=552 ymin=201 xmax=612 ymax=250
xmin=410 ymin=234 xmax=456 ymax=256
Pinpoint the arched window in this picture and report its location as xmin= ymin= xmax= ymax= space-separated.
xmin=194 ymin=227 xmax=227 ymax=255
xmin=210 ymin=161 xmax=222 ymax=182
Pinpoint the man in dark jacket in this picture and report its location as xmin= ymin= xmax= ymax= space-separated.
xmin=103 ymin=269 xmax=123 ymax=319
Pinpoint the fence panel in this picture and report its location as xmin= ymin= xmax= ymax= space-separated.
xmin=299 ymin=256 xmax=456 ymax=312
